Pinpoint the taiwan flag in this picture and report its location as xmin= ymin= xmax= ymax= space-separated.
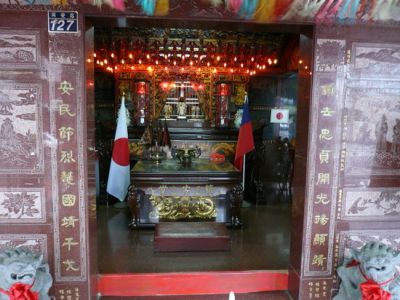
xmin=107 ymin=97 xmax=130 ymax=201
xmin=234 ymin=100 xmax=255 ymax=170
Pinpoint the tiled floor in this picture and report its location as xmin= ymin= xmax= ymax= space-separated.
xmin=97 ymin=202 xmax=291 ymax=273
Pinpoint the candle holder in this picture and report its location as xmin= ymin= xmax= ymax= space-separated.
xmin=148 ymin=142 xmax=166 ymax=164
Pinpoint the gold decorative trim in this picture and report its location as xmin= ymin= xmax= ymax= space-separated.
xmin=149 ymin=195 xmax=216 ymax=221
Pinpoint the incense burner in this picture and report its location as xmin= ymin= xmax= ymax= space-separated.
xmin=171 ymin=146 xmax=201 ymax=167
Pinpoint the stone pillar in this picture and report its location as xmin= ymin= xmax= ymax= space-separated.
xmin=289 ymin=25 xmax=400 ymax=300
xmin=0 ymin=10 xmax=94 ymax=298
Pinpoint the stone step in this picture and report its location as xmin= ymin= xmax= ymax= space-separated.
xmin=154 ymin=222 xmax=230 ymax=252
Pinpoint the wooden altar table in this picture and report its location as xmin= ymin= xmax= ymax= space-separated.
xmin=127 ymin=159 xmax=243 ymax=228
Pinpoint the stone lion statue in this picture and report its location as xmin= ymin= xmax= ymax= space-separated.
xmin=334 ymin=241 xmax=400 ymax=300
xmin=0 ymin=248 xmax=52 ymax=300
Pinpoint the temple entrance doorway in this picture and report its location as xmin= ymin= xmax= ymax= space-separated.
xmin=86 ymin=17 xmax=313 ymax=296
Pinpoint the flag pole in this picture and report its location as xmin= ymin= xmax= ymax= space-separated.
xmin=242 ymin=93 xmax=248 ymax=192
xmin=242 ymin=154 xmax=246 ymax=191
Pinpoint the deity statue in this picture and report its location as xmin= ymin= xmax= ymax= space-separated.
xmin=0 ymin=248 xmax=53 ymax=300
xmin=234 ymin=109 xmax=243 ymax=129
xmin=334 ymin=241 xmax=400 ymax=300
xmin=177 ymin=97 xmax=187 ymax=118
xmin=163 ymin=104 xmax=172 ymax=118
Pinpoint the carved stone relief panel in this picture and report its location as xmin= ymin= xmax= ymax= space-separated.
xmin=0 ymin=30 xmax=40 ymax=69
xmin=49 ymin=32 xmax=81 ymax=65
xmin=316 ymin=39 xmax=345 ymax=72
xmin=0 ymin=234 xmax=48 ymax=259
xmin=342 ymin=188 xmax=400 ymax=220
xmin=350 ymin=43 xmax=400 ymax=80
xmin=0 ymin=82 xmax=44 ymax=174
xmin=0 ymin=188 xmax=45 ymax=223
xmin=336 ymin=230 xmax=400 ymax=266
xmin=342 ymin=83 xmax=400 ymax=176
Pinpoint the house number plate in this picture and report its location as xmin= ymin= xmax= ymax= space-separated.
xmin=48 ymin=11 xmax=78 ymax=33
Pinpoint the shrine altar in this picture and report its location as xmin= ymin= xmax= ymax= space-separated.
xmin=127 ymin=159 xmax=243 ymax=228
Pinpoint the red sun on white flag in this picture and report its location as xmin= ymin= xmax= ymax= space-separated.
xmin=270 ymin=108 xmax=289 ymax=124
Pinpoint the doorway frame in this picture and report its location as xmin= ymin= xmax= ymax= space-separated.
xmin=85 ymin=16 xmax=314 ymax=297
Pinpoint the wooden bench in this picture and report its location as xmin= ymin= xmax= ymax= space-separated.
xmin=154 ymin=222 xmax=230 ymax=252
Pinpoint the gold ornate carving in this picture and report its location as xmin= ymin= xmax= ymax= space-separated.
xmin=149 ymin=195 xmax=216 ymax=221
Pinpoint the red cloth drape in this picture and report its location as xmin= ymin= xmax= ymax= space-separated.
xmin=360 ymin=280 xmax=392 ymax=300
xmin=345 ymin=259 xmax=394 ymax=300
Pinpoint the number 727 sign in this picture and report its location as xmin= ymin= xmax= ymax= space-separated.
xmin=48 ymin=11 xmax=78 ymax=33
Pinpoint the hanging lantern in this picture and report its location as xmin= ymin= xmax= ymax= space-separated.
xmin=219 ymin=83 xmax=229 ymax=96
xmin=136 ymin=81 xmax=147 ymax=95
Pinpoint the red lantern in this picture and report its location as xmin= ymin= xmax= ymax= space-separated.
xmin=219 ymin=83 xmax=229 ymax=96
xmin=160 ymin=82 xmax=169 ymax=91
xmin=136 ymin=81 xmax=146 ymax=95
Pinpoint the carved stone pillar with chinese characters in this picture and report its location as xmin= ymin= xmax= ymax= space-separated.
xmin=289 ymin=25 xmax=400 ymax=300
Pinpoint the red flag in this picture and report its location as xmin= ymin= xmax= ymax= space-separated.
xmin=106 ymin=97 xmax=130 ymax=201
xmin=234 ymin=101 xmax=255 ymax=170
xmin=160 ymin=120 xmax=171 ymax=148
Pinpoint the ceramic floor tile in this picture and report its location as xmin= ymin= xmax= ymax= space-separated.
xmin=97 ymin=202 xmax=291 ymax=273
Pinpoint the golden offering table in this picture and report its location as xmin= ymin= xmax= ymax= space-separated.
xmin=127 ymin=159 xmax=243 ymax=228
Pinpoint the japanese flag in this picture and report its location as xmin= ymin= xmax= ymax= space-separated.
xmin=270 ymin=108 xmax=289 ymax=123
xmin=106 ymin=96 xmax=130 ymax=201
